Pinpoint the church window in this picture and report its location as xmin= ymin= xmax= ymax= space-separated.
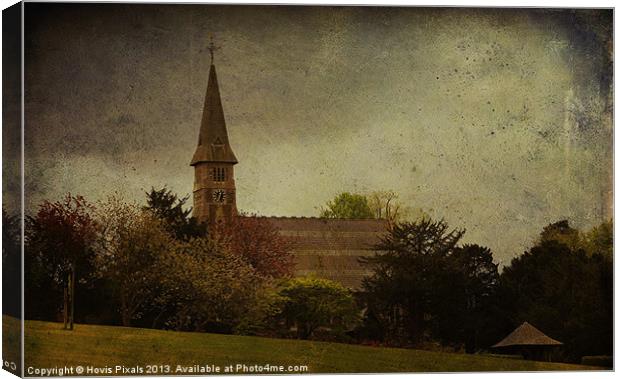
xmin=211 ymin=167 xmax=226 ymax=182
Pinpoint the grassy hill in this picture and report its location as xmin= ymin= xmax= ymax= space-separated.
xmin=4 ymin=316 xmax=602 ymax=374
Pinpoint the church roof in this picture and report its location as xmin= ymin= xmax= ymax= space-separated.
xmin=492 ymin=322 xmax=563 ymax=348
xmin=190 ymin=64 xmax=238 ymax=165
xmin=254 ymin=216 xmax=388 ymax=233
xmin=245 ymin=216 xmax=389 ymax=289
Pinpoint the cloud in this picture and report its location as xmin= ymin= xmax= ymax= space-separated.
xmin=21 ymin=5 xmax=612 ymax=264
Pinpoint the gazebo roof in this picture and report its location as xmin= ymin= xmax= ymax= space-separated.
xmin=492 ymin=322 xmax=563 ymax=348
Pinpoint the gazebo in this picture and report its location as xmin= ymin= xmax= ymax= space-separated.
xmin=492 ymin=322 xmax=563 ymax=361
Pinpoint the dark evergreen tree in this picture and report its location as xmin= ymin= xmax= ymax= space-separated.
xmin=436 ymin=244 xmax=500 ymax=352
xmin=360 ymin=218 xmax=464 ymax=345
xmin=538 ymin=219 xmax=581 ymax=250
xmin=144 ymin=187 xmax=204 ymax=240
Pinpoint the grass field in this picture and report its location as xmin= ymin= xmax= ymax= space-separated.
xmin=4 ymin=316 xmax=603 ymax=374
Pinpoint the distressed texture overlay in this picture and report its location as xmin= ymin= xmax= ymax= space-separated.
xmin=15 ymin=5 xmax=612 ymax=265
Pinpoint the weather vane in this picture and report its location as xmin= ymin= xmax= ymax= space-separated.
xmin=208 ymin=35 xmax=220 ymax=64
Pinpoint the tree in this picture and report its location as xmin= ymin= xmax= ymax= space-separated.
xmin=361 ymin=218 xmax=464 ymax=345
xmin=145 ymin=187 xmax=204 ymax=241
xmin=539 ymin=220 xmax=581 ymax=251
xmin=319 ymin=192 xmax=374 ymax=219
xmin=499 ymin=233 xmax=612 ymax=362
xmin=437 ymin=244 xmax=499 ymax=352
xmin=96 ymin=195 xmax=174 ymax=327
xmin=278 ymin=277 xmax=359 ymax=339
xmin=235 ymin=283 xmax=288 ymax=337
xmin=27 ymin=194 xmax=99 ymax=329
xmin=214 ymin=215 xmax=293 ymax=279
xmin=237 ymin=277 xmax=360 ymax=341
xmin=3 ymin=209 xmax=21 ymax=317
xmin=580 ymin=219 xmax=612 ymax=259
xmin=153 ymin=238 xmax=259 ymax=332
xmin=539 ymin=219 xmax=613 ymax=260
xmin=367 ymin=190 xmax=420 ymax=227
xmin=368 ymin=191 xmax=401 ymax=221
xmin=25 ymin=215 xmax=61 ymax=322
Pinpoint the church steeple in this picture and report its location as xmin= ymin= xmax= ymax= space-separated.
xmin=191 ymin=39 xmax=238 ymax=225
xmin=190 ymin=41 xmax=237 ymax=165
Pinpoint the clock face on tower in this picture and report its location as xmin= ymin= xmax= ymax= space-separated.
xmin=212 ymin=189 xmax=227 ymax=203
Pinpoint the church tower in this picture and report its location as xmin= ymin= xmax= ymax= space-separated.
xmin=190 ymin=41 xmax=238 ymax=225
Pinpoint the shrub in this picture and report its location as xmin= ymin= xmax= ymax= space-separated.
xmin=277 ymin=276 xmax=360 ymax=339
xmin=237 ymin=276 xmax=360 ymax=340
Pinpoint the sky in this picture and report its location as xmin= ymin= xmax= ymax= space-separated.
xmin=9 ymin=4 xmax=613 ymax=264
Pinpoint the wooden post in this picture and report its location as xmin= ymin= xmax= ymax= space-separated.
xmin=63 ymin=285 xmax=68 ymax=330
xmin=69 ymin=266 xmax=75 ymax=330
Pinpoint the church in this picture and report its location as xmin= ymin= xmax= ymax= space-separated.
xmin=190 ymin=47 xmax=387 ymax=289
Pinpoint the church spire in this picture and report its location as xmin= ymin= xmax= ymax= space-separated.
xmin=190 ymin=38 xmax=239 ymax=225
xmin=190 ymin=38 xmax=237 ymax=166
xmin=208 ymin=35 xmax=218 ymax=65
